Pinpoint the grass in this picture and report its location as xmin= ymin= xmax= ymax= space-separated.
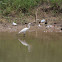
xmin=0 ymin=0 xmax=62 ymax=15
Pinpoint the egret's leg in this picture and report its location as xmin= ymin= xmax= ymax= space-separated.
xmin=23 ymin=33 xmax=25 ymax=37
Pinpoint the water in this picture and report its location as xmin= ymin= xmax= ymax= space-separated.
xmin=0 ymin=32 xmax=62 ymax=62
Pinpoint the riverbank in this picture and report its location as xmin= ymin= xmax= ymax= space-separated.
xmin=0 ymin=21 xmax=62 ymax=33
xmin=0 ymin=4 xmax=62 ymax=33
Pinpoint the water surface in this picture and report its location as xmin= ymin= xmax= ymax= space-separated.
xmin=0 ymin=32 xmax=62 ymax=62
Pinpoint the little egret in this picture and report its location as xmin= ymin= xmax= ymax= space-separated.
xmin=38 ymin=24 xmax=41 ymax=27
xmin=41 ymin=19 xmax=45 ymax=23
xmin=18 ymin=23 xmax=31 ymax=36
xmin=12 ymin=22 xmax=17 ymax=26
xmin=38 ymin=22 xmax=41 ymax=27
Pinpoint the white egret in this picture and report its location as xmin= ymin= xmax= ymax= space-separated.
xmin=12 ymin=22 xmax=17 ymax=26
xmin=18 ymin=23 xmax=31 ymax=36
xmin=38 ymin=24 xmax=41 ymax=27
xmin=41 ymin=19 xmax=45 ymax=23
xmin=38 ymin=24 xmax=42 ymax=27
xmin=38 ymin=22 xmax=42 ymax=27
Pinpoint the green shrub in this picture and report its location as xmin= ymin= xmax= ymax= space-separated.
xmin=50 ymin=0 xmax=62 ymax=6
xmin=0 ymin=0 xmax=62 ymax=15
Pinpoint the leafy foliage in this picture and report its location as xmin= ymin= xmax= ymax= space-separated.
xmin=0 ymin=0 xmax=62 ymax=15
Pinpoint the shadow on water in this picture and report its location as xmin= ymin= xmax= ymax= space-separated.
xmin=0 ymin=31 xmax=62 ymax=62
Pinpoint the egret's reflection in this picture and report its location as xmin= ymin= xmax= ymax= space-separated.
xmin=18 ymin=39 xmax=31 ymax=52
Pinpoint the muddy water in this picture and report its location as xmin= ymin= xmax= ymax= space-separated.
xmin=0 ymin=32 xmax=62 ymax=62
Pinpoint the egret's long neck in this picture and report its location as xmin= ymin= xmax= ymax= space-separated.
xmin=28 ymin=24 xmax=30 ymax=29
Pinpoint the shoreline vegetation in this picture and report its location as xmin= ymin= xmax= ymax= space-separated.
xmin=0 ymin=0 xmax=62 ymax=15
xmin=0 ymin=0 xmax=62 ymax=32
